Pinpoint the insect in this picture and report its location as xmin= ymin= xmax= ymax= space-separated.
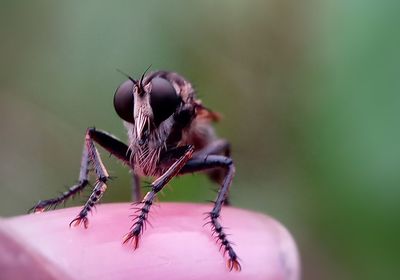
xmin=30 ymin=70 xmax=241 ymax=271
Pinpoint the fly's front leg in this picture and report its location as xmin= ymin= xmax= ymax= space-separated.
xmin=90 ymin=128 xmax=142 ymax=202
xmin=179 ymin=155 xmax=241 ymax=271
xmin=69 ymin=179 xmax=107 ymax=228
xmin=68 ymin=129 xmax=111 ymax=228
xmin=30 ymin=128 xmax=131 ymax=227
xmin=123 ymin=145 xmax=194 ymax=248
xmin=70 ymin=128 xmax=135 ymax=228
xmin=29 ymin=136 xmax=92 ymax=213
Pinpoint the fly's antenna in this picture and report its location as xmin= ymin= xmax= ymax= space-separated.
xmin=136 ymin=64 xmax=152 ymax=96
xmin=139 ymin=64 xmax=152 ymax=89
xmin=116 ymin=69 xmax=137 ymax=84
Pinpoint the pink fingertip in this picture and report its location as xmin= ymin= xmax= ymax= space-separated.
xmin=1 ymin=203 xmax=300 ymax=280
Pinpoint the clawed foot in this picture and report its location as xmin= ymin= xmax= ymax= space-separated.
xmin=69 ymin=215 xmax=89 ymax=229
xmin=227 ymin=257 xmax=242 ymax=272
xmin=28 ymin=200 xmax=58 ymax=213
xmin=122 ymin=231 xmax=140 ymax=249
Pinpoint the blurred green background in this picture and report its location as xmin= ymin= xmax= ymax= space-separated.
xmin=1 ymin=1 xmax=399 ymax=279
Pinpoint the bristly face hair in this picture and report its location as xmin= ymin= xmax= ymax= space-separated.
xmin=30 ymin=68 xmax=242 ymax=271
xmin=115 ymin=68 xmax=187 ymax=177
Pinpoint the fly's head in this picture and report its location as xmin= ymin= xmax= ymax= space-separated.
xmin=113 ymin=70 xmax=182 ymax=150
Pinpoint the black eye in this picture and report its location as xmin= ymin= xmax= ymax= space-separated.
xmin=114 ymin=80 xmax=135 ymax=123
xmin=150 ymin=77 xmax=181 ymax=125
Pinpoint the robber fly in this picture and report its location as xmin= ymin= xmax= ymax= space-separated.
xmin=30 ymin=70 xmax=241 ymax=271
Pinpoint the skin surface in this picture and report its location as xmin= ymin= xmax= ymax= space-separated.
xmin=0 ymin=203 xmax=300 ymax=280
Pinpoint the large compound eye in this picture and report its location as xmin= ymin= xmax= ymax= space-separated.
xmin=150 ymin=77 xmax=181 ymax=125
xmin=114 ymin=80 xmax=135 ymax=123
